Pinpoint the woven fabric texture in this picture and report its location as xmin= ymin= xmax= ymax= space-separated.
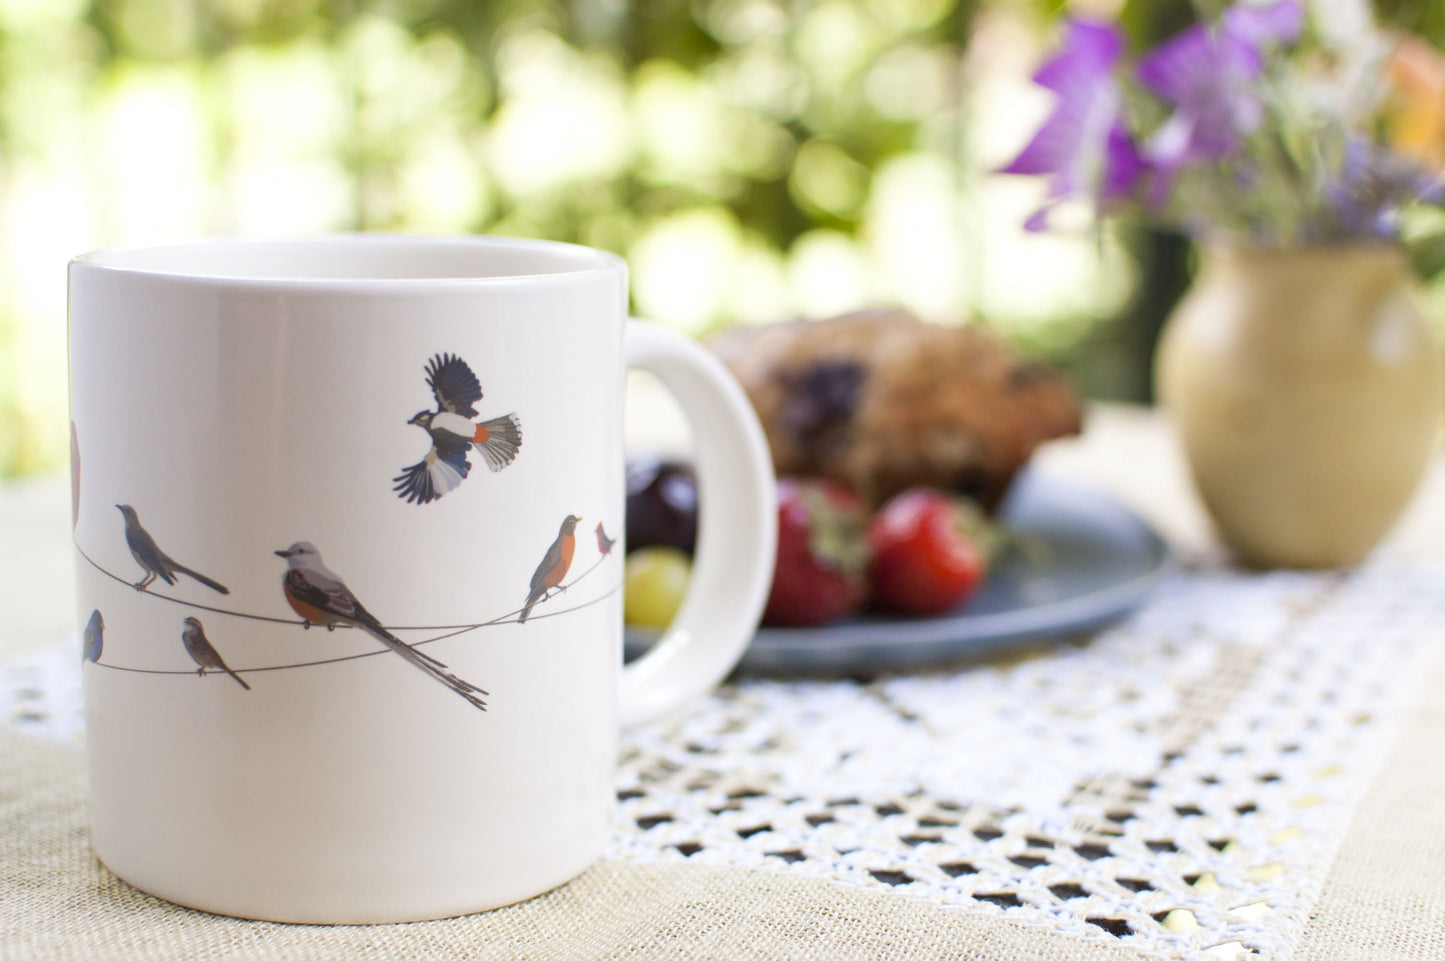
xmin=5 ymin=412 xmax=1444 ymax=960
xmin=3 ymin=559 xmax=1443 ymax=960
xmin=1294 ymin=647 xmax=1445 ymax=961
xmin=1 ymin=734 xmax=1144 ymax=961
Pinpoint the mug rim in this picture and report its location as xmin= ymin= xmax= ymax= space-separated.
xmin=70 ymin=234 xmax=625 ymax=289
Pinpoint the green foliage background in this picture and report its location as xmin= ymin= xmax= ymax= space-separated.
xmin=0 ymin=0 xmax=1440 ymax=477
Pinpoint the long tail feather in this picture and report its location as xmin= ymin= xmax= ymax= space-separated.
xmin=222 ymin=665 xmax=252 ymax=691
xmin=174 ymin=564 xmax=230 ymax=595
xmin=474 ymin=413 xmax=522 ymax=472
xmin=409 ymin=644 xmax=451 ymax=671
xmin=359 ymin=623 xmax=488 ymax=711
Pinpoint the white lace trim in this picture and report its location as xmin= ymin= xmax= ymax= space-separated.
xmin=6 ymin=562 xmax=1440 ymax=959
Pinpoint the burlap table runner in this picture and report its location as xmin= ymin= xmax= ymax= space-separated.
xmin=1 ymin=730 xmax=1152 ymax=961
xmin=3 ymin=408 xmax=1442 ymax=960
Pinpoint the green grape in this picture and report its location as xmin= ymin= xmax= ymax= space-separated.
xmin=624 ymin=547 xmax=692 ymax=628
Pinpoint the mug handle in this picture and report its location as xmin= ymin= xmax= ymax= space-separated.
xmin=618 ymin=320 xmax=776 ymax=727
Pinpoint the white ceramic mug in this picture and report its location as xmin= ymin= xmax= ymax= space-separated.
xmin=67 ymin=235 xmax=775 ymax=923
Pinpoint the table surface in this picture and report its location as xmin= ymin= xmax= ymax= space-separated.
xmin=2 ymin=404 xmax=1443 ymax=961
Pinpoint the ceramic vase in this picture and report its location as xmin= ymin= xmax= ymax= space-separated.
xmin=1156 ymin=244 xmax=1443 ymax=568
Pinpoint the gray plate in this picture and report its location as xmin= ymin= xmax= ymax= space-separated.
xmin=624 ymin=472 xmax=1173 ymax=675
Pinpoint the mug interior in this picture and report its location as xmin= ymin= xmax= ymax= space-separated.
xmin=74 ymin=235 xmax=619 ymax=283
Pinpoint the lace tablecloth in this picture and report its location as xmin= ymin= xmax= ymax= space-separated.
xmin=3 ymin=407 xmax=1443 ymax=961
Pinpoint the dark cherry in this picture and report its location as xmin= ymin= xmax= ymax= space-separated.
xmin=626 ymin=458 xmax=699 ymax=556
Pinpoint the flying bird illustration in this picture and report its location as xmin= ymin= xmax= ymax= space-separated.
xmin=181 ymin=616 xmax=251 ymax=690
xmin=275 ymin=541 xmax=488 ymax=711
xmin=520 ymin=515 xmax=581 ymax=624
xmin=393 ymin=353 xmax=522 ymax=504
xmin=83 ymin=609 xmax=104 ymax=664
xmin=595 ymin=522 xmax=616 ymax=556
xmin=116 ymin=505 xmax=229 ymax=594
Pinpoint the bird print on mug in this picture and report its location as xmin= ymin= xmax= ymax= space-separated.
xmin=181 ymin=617 xmax=251 ymax=690
xmin=117 ymin=505 xmax=230 ymax=595
xmin=520 ymin=515 xmax=581 ymax=624
xmin=595 ymin=522 xmax=617 ymax=557
xmin=276 ymin=541 xmax=489 ymax=710
xmin=393 ymin=353 xmax=522 ymax=505
xmin=83 ymin=609 xmax=104 ymax=664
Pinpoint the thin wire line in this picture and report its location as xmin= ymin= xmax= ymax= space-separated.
xmin=90 ymin=583 xmax=622 ymax=677
xmin=77 ymin=543 xmax=304 ymax=625
xmin=427 ymin=552 xmax=609 ymax=632
xmin=76 ymin=541 xmax=619 ymax=676
xmin=76 ymin=543 xmax=608 ymax=630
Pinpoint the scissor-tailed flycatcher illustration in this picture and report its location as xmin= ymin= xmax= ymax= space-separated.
xmin=520 ymin=515 xmax=581 ymax=624
xmin=181 ymin=616 xmax=251 ymax=690
xmin=275 ymin=541 xmax=488 ymax=710
xmin=116 ymin=505 xmax=229 ymax=594
xmin=394 ymin=353 xmax=522 ymax=505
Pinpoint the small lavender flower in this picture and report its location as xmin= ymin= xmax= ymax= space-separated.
xmin=999 ymin=19 xmax=1145 ymax=230
xmin=1316 ymin=139 xmax=1445 ymax=242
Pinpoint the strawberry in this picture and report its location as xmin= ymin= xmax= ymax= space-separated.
xmin=867 ymin=489 xmax=995 ymax=616
xmin=763 ymin=478 xmax=870 ymax=627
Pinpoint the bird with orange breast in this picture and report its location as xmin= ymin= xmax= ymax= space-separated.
xmin=519 ymin=515 xmax=581 ymax=623
xmin=275 ymin=541 xmax=488 ymax=711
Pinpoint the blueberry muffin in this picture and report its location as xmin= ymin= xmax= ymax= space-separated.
xmin=709 ymin=309 xmax=1082 ymax=509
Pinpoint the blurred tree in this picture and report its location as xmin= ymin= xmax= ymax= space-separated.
xmin=1374 ymin=0 xmax=1445 ymax=44
xmin=0 ymin=0 xmax=1439 ymax=476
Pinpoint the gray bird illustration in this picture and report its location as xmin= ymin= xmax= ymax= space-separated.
xmin=181 ymin=617 xmax=250 ymax=690
xmin=116 ymin=505 xmax=229 ymax=594
xmin=275 ymin=541 xmax=488 ymax=711
xmin=519 ymin=515 xmax=581 ymax=624
xmin=83 ymin=609 xmax=104 ymax=664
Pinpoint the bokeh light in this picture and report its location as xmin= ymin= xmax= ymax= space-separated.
xmin=15 ymin=0 xmax=1435 ymax=476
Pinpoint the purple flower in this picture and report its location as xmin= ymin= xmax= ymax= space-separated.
xmin=999 ymin=19 xmax=1145 ymax=230
xmin=1224 ymin=0 xmax=1307 ymax=52
xmin=1317 ymin=139 xmax=1445 ymax=241
xmin=1137 ymin=0 xmax=1304 ymax=200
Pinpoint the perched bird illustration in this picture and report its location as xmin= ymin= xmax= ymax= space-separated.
xmin=275 ymin=541 xmax=488 ymax=710
xmin=393 ymin=353 xmax=522 ymax=505
xmin=116 ymin=505 xmax=229 ymax=595
xmin=82 ymin=609 xmax=104 ymax=664
xmin=181 ymin=616 xmax=251 ymax=690
xmin=520 ymin=515 xmax=581 ymax=624
xmin=595 ymin=522 xmax=616 ymax=557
